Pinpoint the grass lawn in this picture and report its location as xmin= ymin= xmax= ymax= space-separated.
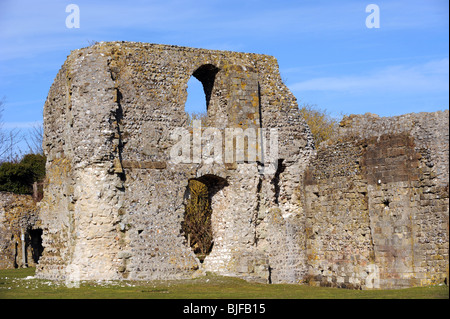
xmin=0 ymin=267 xmax=448 ymax=299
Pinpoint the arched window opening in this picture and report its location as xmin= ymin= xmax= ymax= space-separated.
xmin=185 ymin=76 xmax=206 ymax=118
xmin=185 ymin=64 xmax=219 ymax=124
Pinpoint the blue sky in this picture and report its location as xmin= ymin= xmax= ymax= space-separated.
xmin=0 ymin=0 xmax=448 ymax=151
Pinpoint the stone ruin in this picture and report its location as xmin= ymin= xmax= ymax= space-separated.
xmin=0 ymin=192 xmax=41 ymax=269
xmin=304 ymin=111 xmax=448 ymax=288
xmin=36 ymin=41 xmax=314 ymax=284
xmin=2 ymin=42 xmax=447 ymax=289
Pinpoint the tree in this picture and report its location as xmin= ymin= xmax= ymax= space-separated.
xmin=25 ymin=123 xmax=44 ymax=155
xmin=0 ymin=97 xmax=46 ymax=196
xmin=186 ymin=112 xmax=208 ymax=127
xmin=0 ymin=153 xmax=46 ymax=194
xmin=299 ymin=103 xmax=341 ymax=147
xmin=0 ymin=98 xmax=22 ymax=162
xmin=19 ymin=153 xmax=46 ymax=182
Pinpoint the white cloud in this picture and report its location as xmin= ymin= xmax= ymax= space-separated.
xmin=289 ymin=58 xmax=449 ymax=94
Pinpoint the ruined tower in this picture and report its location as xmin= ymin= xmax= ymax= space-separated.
xmin=37 ymin=42 xmax=314 ymax=282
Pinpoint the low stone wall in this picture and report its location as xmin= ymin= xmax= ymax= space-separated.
xmin=0 ymin=192 xmax=40 ymax=269
xmin=303 ymin=111 xmax=449 ymax=289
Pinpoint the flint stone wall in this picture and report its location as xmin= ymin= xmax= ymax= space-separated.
xmin=37 ymin=42 xmax=314 ymax=283
xmin=303 ymin=111 xmax=449 ymax=289
xmin=35 ymin=41 xmax=448 ymax=289
xmin=0 ymin=192 xmax=39 ymax=269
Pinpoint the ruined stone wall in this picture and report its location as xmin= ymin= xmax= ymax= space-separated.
xmin=36 ymin=41 xmax=448 ymax=289
xmin=37 ymin=42 xmax=314 ymax=283
xmin=303 ymin=111 xmax=449 ymax=289
xmin=0 ymin=192 xmax=40 ymax=269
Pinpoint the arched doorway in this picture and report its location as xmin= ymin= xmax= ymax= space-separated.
xmin=182 ymin=175 xmax=228 ymax=263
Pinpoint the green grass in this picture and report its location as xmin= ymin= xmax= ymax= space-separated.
xmin=0 ymin=267 xmax=448 ymax=299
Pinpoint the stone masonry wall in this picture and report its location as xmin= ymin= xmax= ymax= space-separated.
xmin=0 ymin=192 xmax=40 ymax=269
xmin=303 ymin=111 xmax=449 ymax=289
xmin=35 ymin=41 xmax=448 ymax=289
xmin=37 ymin=42 xmax=314 ymax=283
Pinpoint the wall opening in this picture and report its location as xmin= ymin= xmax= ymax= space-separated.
xmin=29 ymin=228 xmax=43 ymax=264
xmin=185 ymin=76 xmax=206 ymax=117
xmin=182 ymin=174 xmax=228 ymax=263
xmin=271 ymin=159 xmax=286 ymax=205
xmin=185 ymin=64 xmax=219 ymax=122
